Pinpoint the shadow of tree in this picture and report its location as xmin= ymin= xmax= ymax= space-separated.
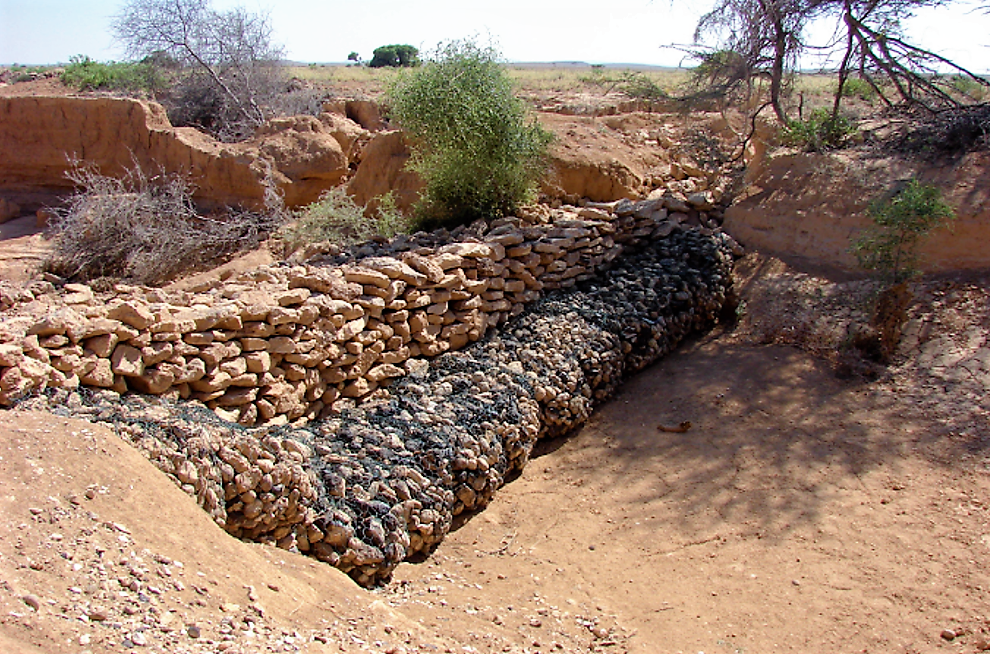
xmin=533 ymin=338 xmax=972 ymax=544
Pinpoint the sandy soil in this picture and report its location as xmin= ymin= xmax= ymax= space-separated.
xmin=0 ymin=411 xmax=461 ymax=654
xmin=0 ymin=216 xmax=50 ymax=284
xmin=3 ymin=324 xmax=989 ymax=653
xmin=384 ymin=335 xmax=990 ymax=654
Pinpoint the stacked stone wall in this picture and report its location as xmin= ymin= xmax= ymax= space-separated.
xmin=3 ymin=195 xmax=738 ymax=586
xmin=17 ymin=228 xmax=735 ymax=586
xmin=0 ymin=192 xmax=727 ymax=422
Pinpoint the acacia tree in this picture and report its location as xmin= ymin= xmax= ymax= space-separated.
xmin=692 ymin=0 xmax=989 ymax=124
xmin=829 ymin=0 xmax=989 ymax=116
xmin=694 ymin=0 xmax=828 ymax=122
xmin=369 ymin=44 xmax=419 ymax=68
xmin=112 ymin=0 xmax=286 ymax=139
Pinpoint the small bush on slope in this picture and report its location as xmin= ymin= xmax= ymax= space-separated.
xmin=273 ymin=188 xmax=409 ymax=257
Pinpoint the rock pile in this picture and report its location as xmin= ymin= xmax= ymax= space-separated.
xmin=0 ymin=193 xmax=728 ymax=427
xmin=16 ymin=228 xmax=736 ymax=586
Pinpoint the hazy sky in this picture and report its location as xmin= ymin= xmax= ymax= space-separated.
xmin=2 ymin=0 xmax=988 ymax=72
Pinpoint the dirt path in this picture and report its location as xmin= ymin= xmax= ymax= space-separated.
xmin=384 ymin=338 xmax=990 ymax=654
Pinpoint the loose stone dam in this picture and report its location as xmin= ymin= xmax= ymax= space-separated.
xmin=12 ymin=228 xmax=735 ymax=586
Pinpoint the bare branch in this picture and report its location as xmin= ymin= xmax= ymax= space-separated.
xmin=111 ymin=0 xmax=286 ymax=140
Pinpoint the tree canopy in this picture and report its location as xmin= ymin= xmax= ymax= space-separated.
xmin=369 ymin=44 xmax=419 ymax=68
xmin=112 ymin=0 xmax=286 ymax=138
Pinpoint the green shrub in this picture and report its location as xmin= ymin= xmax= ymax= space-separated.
xmin=60 ymin=55 xmax=166 ymax=93
xmin=369 ymin=45 xmax=419 ymax=68
xmin=274 ymin=187 xmax=408 ymax=256
xmin=387 ymin=39 xmax=553 ymax=229
xmin=781 ymin=108 xmax=856 ymax=152
xmin=579 ymin=68 xmax=669 ymax=100
xmin=852 ymin=179 xmax=954 ymax=284
xmin=10 ymin=65 xmax=50 ymax=83
xmin=692 ymin=49 xmax=748 ymax=85
xmin=617 ymin=71 xmax=669 ymax=101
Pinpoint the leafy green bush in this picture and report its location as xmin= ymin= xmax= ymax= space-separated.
xmin=369 ymin=45 xmax=419 ymax=68
xmin=274 ymin=187 xmax=408 ymax=256
xmin=60 ymin=55 xmax=167 ymax=93
xmin=387 ymin=39 xmax=553 ymax=229
xmin=852 ymin=179 xmax=954 ymax=284
xmin=780 ymin=108 xmax=856 ymax=152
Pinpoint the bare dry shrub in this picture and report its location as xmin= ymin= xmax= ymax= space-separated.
xmin=44 ymin=164 xmax=284 ymax=285
xmin=891 ymin=104 xmax=990 ymax=158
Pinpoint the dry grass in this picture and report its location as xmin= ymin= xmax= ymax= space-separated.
xmin=285 ymin=63 xmax=692 ymax=97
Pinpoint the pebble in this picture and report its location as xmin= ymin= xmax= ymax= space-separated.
xmin=87 ymin=608 xmax=108 ymax=621
xmin=941 ymin=628 xmax=957 ymax=640
xmin=21 ymin=594 xmax=40 ymax=611
xmin=187 ymin=625 xmax=202 ymax=639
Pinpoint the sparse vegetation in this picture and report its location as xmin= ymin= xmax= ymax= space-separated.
xmin=949 ymin=74 xmax=990 ymax=102
xmin=781 ymin=108 xmax=856 ymax=152
xmin=8 ymin=64 xmax=51 ymax=83
xmin=853 ymin=179 xmax=954 ymax=285
xmin=387 ymin=39 xmax=553 ymax=229
xmin=44 ymin=164 xmax=283 ymax=285
xmin=273 ymin=187 xmax=408 ymax=257
xmin=60 ymin=55 xmax=167 ymax=93
xmin=840 ymin=76 xmax=879 ymax=103
xmin=580 ymin=68 xmax=673 ymax=101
